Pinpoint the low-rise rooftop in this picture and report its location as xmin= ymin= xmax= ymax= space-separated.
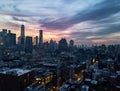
xmin=0 ymin=68 xmax=31 ymax=76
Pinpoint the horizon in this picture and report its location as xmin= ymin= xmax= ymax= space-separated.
xmin=0 ymin=0 xmax=120 ymax=45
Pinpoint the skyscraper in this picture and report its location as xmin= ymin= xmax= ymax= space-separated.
xmin=2 ymin=29 xmax=7 ymax=36
xmin=25 ymin=36 xmax=33 ymax=53
xmin=34 ymin=36 xmax=38 ymax=46
xmin=69 ymin=40 xmax=74 ymax=51
xmin=58 ymin=38 xmax=68 ymax=52
xmin=21 ymin=25 xmax=25 ymax=37
xmin=0 ymin=29 xmax=16 ymax=47
xmin=20 ymin=25 xmax=25 ymax=45
xmin=69 ymin=40 xmax=74 ymax=48
xmin=49 ymin=39 xmax=57 ymax=52
xmin=39 ymin=30 xmax=43 ymax=47
xmin=1 ymin=29 xmax=7 ymax=46
xmin=6 ymin=30 xmax=16 ymax=46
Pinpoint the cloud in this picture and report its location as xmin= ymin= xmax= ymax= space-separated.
xmin=73 ymin=0 xmax=120 ymax=21
xmin=41 ymin=0 xmax=120 ymax=30
xmin=12 ymin=16 xmax=28 ymax=22
xmin=96 ymin=24 xmax=120 ymax=35
xmin=0 ymin=0 xmax=120 ymax=44
xmin=5 ymin=22 xmax=20 ymax=28
xmin=40 ymin=17 xmax=73 ymax=30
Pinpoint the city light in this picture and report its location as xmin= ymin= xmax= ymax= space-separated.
xmin=0 ymin=0 xmax=120 ymax=91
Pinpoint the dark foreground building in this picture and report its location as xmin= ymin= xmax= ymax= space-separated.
xmin=0 ymin=68 xmax=34 ymax=91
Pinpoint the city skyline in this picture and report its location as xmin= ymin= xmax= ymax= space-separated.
xmin=0 ymin=0 xmax=120 ymax=45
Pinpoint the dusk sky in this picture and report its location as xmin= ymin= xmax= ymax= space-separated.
xmin=0 ymin=0 xmax=120 ymax=45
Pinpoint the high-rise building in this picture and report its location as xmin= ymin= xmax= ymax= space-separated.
xmin=44 ymin=41 xmax=49 ymax=50
xmin=20 ymin=25 xmax=25 ymax=45
xmin=39 ymin=30 xmax=43 ymax=47
xmin=21 ymin=25 xmax=25 ymax=37
xmin=2 ymin=29 xmax=7 ymax=36
xmin=0 ymin=32 xmax=3 ymax=46
xmin=49 ymin=39 xmax=57 ymax=52
xmin=34 ymin=36 xmax=38 ymax=46
xmin=58 ymin=38 xmax=68 ymax=52
xmin=1 ymin=29 xmax=7 ymax=46
xmin=6 ymin=30 xmax=16 ymax=46
xmin=39 ymin=30 xmax=44 ymax=49
xmin=69 ymin=40 xmax=74 ymax=47
xmin=69 ymin=40 xmax=74 ymax=51
xmin=0 ymin=29 xmax=16 ymax=47
xmin=25 ymin=36 xmax=33 ymax=53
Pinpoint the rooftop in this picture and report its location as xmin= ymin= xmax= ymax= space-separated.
xmin=0 ymin=68 xmax=31 ymax=76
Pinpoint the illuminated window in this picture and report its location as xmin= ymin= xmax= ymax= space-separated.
xmin=35 ymin=78 xmax=41 ymax=81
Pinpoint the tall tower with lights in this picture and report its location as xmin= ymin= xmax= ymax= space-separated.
xmin=20 ymin=24 xmax=25 ymax=45
xmin=39 ymin=30 xmax=43 ymax=48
